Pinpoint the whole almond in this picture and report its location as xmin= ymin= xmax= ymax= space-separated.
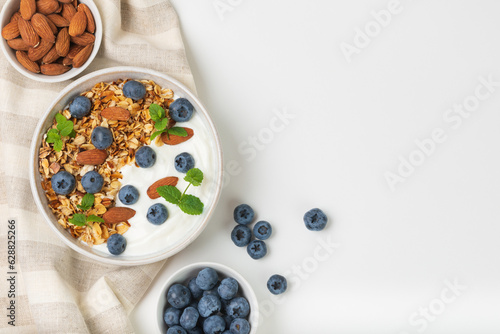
xmin=101 ymin=107 xmax=130 ymax=121
xmin=67 ymin=43 xmax=84 ymax=58
xmin=40 ymin=63 xmax=70 ymax=75
xmin=45 ymin=15 xmax=58 ymax=34
xmin=55 ymin=27 xmax=69 ymax=56
xmin=37 ymin=0 xmax=60 ymax=15
xmin=61 ymin=3 xmax=76 ymax=22
xmin=16 ymin=50 xmax=40 ymax=73
xmin=47 ymin=14 xmax=69 ymax=27
xmin=70 ymin=32 xmax=94 ymax=46
xmin=20 ymin=0 xmax=36 ymax=20
xmin=68 ymin=10 xmax=86 ymax=37
xmin=62 ymin=55 xmax=72 ymax=66
xmin=31 ymin=13 xmax=55 ymax=43
xmin=28 ymin=39 xmax=53 ymax=61
xmin=161 ymin=127 xmax=194 ymax=146
xmin=72 ymin=43 xmax=92 ymax=67
xmin=2 ymin=21 xmax=20 ymax=40
xmin=147 ymin=177 xmax=179 ymax=199
xmin=78 ymin=3 xmax=95 ymax=34
xmin=18 ymin=18 xmax=39 ymax=47
xmin=7 ymin=38 xmax=30 ymax=51
xmin=58 ymin=0 xmax=74 ymax=3
xmin=103 ymin=207 xmax=136 ymax=224
xmin=42 ymin=45 xmax=59 ymax=63
xmin=76 ymin=149 xmax=108 ymax=165
xmin=10 ymin=12 xmax=22 ymax=24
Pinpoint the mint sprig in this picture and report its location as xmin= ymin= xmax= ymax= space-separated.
xmin=45 ymin=113 xmax=75 ymax=152
xmin=68 ymin=213 xmax=104 ymax=227
xmin=77 ymin=193 xmax=95 ymax=211
xmin=157 ymin=168 xmax=204 ymax=215
xmin=148 ymin=103 xmax=188 ymax=141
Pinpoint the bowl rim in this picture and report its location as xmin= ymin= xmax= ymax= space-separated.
xmin=0 ymin=0 xmax=103 ymax=83
xmin=29 ymin=66 xmax=224 ymax=266
xmin=155 ymin=261 xmax=259 ymax=334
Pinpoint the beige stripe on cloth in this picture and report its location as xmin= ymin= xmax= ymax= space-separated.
xmin=0 ymin=0 xmax=196 ymax=333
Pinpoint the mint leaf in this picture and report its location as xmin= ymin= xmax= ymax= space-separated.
xmin=179 ymin=195 xmax=204 ymax=215
xmin=53 ymin=138 xmax=63 ymax=152
xmin=46 ymin=129 xmax=60 ymax=144
xmin=184 ymin=168 xmax=204 ymax=187
xmin=55 ymin=113 xmax=67 ymax=125
xmin=168 ymin=127 xmax=188 ymax=137
xmin=77 ymin=193 xmax=94 ymax=211
xmin=86 ymin=215 xmax=104 ymax=223
xmin=69 ymin=213 xmax=87 ymax=226
xmin=149 ymin=103 xmax=165 ymax=122
xmin=58 ymin=121 xmax=74 ymax=137
xmin=157 ymin=185 xmax=182 ymax=204
xmin=155 ymin=118 xmax=169 ymax=131
xmin=150 ymin=129 xmax=167 ymax=141
xmin=68 ymin=130 xmax=76 ymax=138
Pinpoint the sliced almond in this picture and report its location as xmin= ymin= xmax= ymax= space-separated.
xmin=147 ymin=177 xmax=179 ymax=199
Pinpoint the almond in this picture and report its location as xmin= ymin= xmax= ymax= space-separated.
xmin=45 ymin=15 xmax=58 ymax=34
xmin=10 ymin=12 xmax=22 ymax=24
xmin=161 ymin=127 xmax=194 ymax=145
xmin=72 ymin=42 xmax=92 ymax=67
xmin=2 ymin=21 xmax=20 ymax=40
xmin=16 ymin=50 xmax=40 ymax=73
xmin=101 ymin=107 xmax=131 ymax=121
xmin=55 ymin=27 xmax=69 ymax=56
xmin=42 ymin=45 xmax=59 ymax=63
xmin=70 ymin=32 xmax=94 ymax=46
xmin=147 ymin=177 xmax=179 ymax=199
xmin=40 ymin=63 xmax=71 ymax=75
xmin=7 ymin=38 xmax=30 ymax=51
xmin=58 ymin=0 xmax=74 ymax=3
xmin=61 ymin=3 xmax=76 ymax=22
xmin=31 ymin=13 xmax=55 ymax=43
xmin=62 ymin=55 xmax=72 ymax=66
xmin=28 ymin=39 xmax=53 ymax=61
xmin=20 ymin=0 xmax=36 ymax=20
xmin=37 ymin=0 xmax=60 ymax=15
xmin=67 ymin=43 xmax=84 ymax=58
xmin=76 ymin=149 xmax=108 ymax=165
xmin=103 ymin=207 xmax=136 ymax=224
xmin=47 ymin=14 xmax=69 ymax=27
xmin=78 ymin=3 xmax=95 ymax=34
xmin=68 ymin=10 xmax=86 ymax=37
xmin=18 ymin=18 xmax=39 ymax=47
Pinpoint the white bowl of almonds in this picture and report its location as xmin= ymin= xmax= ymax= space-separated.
xmin=29 ymin=67 xmax=223 ymax=265
xmin=0 ymin=0 xmax=101 ymax=82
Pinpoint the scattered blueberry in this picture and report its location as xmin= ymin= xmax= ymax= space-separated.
xmin=167 ymin=325 xmax=187 ymax=334
xmin=118 ymin=185 xmax=139 ymax=205
xmin=218 ymin=278 xmax=238 ymax=300
xmin=81 ymin=170 xmax=104 ymax=194
xmin=69 ymin=96 xmax=91 ymax=119
xmin=303 ymin=208 xmax=328 ymax=231
xmin=174 ymin=152 xmax=194 ymax=173
xmin=230 ymin=225 xmax=252 ymax=247
xmin=91 ymin=126 xmax=113 ymax=150
xmin=167 ymin=284 xmax=192 ymax=309
xmin=51 ymin=171 xmax=76 ymax=195
xmin=197 ymin=295 xmax=221 ymax=318
xmin=253 ymin=221 xmax=272 ymax=240
xmin=147 ymin=203 xmax=168 ymax=225
xmin=196 ymin=267 xmax=219 ymax=291
xmin=267 ymin=274 xmax=287 ymax=295
xmin=188 ymin=277 xmax=204 ymax=299
xmin=203 ymin=315 xmax=226 ymax=334
xmin=226 ymin=297 xmax=250 ymax=319
xmin=164 ymin=307 xmax=181 ymax=327
xmin=106 ymin=233 xmax=126 ymax=255
xmin=233 ymin=204 xmax=254 ymax=225
xmin=169 ymin=98 xmax=194 ymax=122
xmin=135 ymin=146 xmax=156 ymax=168
xmin=123 ymin=80 xmax=146 ymax=101
xmin=180 ymin=306 xmax=199 ymax=330
xmin=230 ymin=318 xmax=251 ymax=334
xmin=247 ymin=240 xmax=267 ymax=260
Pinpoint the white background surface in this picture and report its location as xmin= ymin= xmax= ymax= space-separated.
xmin=131 ymin=1 xmax=500 ymax=333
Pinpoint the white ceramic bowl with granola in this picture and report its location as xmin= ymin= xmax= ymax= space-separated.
xmin=29 ymin=66 xmax=223 ymax=265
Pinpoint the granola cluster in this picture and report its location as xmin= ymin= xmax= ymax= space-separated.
xmin=38 ymin=79 xmax=174 ymax=246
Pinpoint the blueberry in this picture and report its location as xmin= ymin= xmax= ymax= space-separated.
xmin=167 ymin=325 xmax=187 ymax=334
xmin=91 ymin=126 xmax=113 ymax=150
xmin=164 ymin=307 xmax=181 ymax=327
xmin=202 ymin=315 xmax=226 ymax=334
xmin=167 ymin=283 xmax=191 ymax=309
xmin=267 ymin=274 xmax=287 ymax=295
xmin=197 ymin=295 xmax=221 ymax=318
xmin=169 ymin=98 xmax=194 ymax=122
xmin=174 ymin=152 xmax=194 ymax=173
xmin=188 ymin=277 xmax=204 ymax=299
xmin=186 ymin=328 xmax=202 ymax=334
xmin=218 ymin=278 xmax=238 ymax=300
xmin=233 ymin=204 xmax=254 ymax=225
xmin=135 ymin=146 xmax=156 ymax=168
xmin=118 ymin=185 xmax=139 ymax=205
xmin=81 ymin=171 xmax=104 ymax=194
xmin=303 ymin=208 xmax=328 ymax=231
xmin=253 ymin=221 xmax=272 ymax=240
xmin=226 ymin=297 xmax=250 ymax=319
xmin=147 ymin=203 xmax=168 ymax=225
xmin=230 ymin=318 xmax=250 ymax=334
xmin=51 ymin=171 xmax=76 ymax=195
xmin=69 ymin=96 xmax=91 ymax=119
xmin=180 ymin=306 xmax=199 ymax=330
xmin=196 ymin=267 xmax=219 ymax=290
xmin=203 ymin=284 xmax=220 ymax=298
xmin=246 ymin=240 xmax=267 ymax=260
xmin=107 ymin=233 xmax=126 ymax=255
xmin=123 ymin=80 xmax=146 ymax=101
xmin=230 ymin=225 xmax=252 ymax=247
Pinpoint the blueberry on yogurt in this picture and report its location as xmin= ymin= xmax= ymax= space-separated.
xmin=135 ymin=146 xmax=156 ymax=168
xmin=174 ymin=152 xmax=194 ymax=173
xmin=107 ymin=233 xmax=126 ymax=255
xmin=69 ymin=96 xmax=91 ymax=119
xmin=118 ymin=185 xmax=139 ymax=205
xmin=146 ymin=203 xmax=168 ymax=225
xmin=169 ymin=98 xmax=194 ymax=122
